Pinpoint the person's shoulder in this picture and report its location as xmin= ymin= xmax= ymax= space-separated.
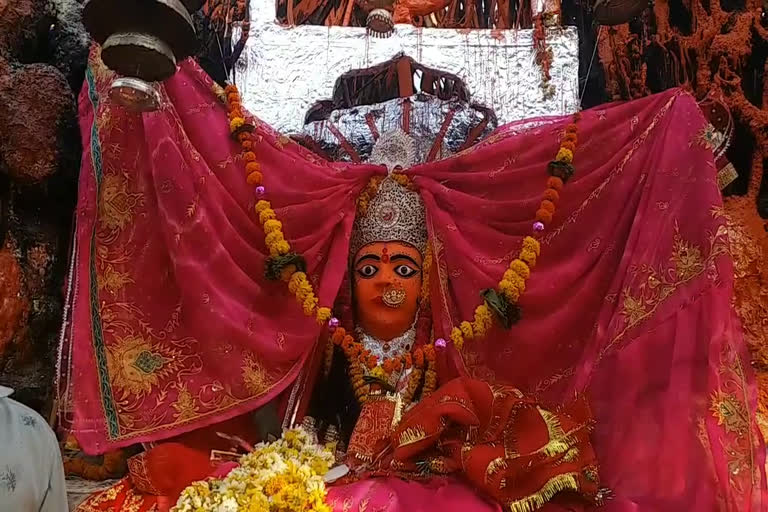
xmin=0 ymin=394 xmax=58 ymax=443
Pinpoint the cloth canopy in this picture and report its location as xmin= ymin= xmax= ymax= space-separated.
xmin=64 ymin=52 xmax=766 ymax=510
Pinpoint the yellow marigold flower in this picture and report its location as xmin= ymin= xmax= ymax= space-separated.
xmin=264 ymin=475 xmax=287 ymax=496
xmin=271 ymin=240 xmax=291 ymax=257
xmin=522 ymin=236 xmax=541 ymax=256
xmin=294 ymin=281 xmax=313 ymax=301
xmin=255 ymin=199 xmax=271 ymax=214
xmin=556 ymin=147 xmax=573 ymax=163
xmin=263 ymin=219 xmax=282 ymax=234
xmin=498 ymin=279 xmax=521 ymax=303
xmin=288 ymin=272 xmax=308 ymax=293
xmin=265 ymin=230 xmax=285 ymax=248
xmin=472 ymin=303 xmax=493 ymax=336
xmin=259 ymin=208 xmax=277 ymax=225
xmin=505 ymin=272 xmax=526 ymax=293
xmin=451 ymin=326 xmax=464 ymax=349
xmin=229 ymin=117 xmax=245 ymax=132
xmin=460 ymin=320 xmax=474 ymax=340
xmin=519 ymin=248 xmax=537 ymax=268
xmin=316 ymin=307 xmax=332 ymax=325
xmin=508 ymin=259 xmax=530 ymax=279
xmin=303 ymin=293 xmax=318 ymax=315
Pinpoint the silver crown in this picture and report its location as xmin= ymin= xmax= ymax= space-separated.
xmin=350 ymin=177 xmax=427 ymax=257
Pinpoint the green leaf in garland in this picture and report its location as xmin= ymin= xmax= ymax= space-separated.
xmin=481 ymin=288 xmax=522 ymax=329
xmin=264 ymin=252 xmax=307 ymax=281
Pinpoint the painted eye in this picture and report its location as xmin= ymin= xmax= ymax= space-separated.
xmin=394 ymin=264 xmax=418 ymax=278
xmin=357 ymin=264 xmax=379 ymax=278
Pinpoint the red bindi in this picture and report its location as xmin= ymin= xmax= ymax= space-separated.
xmin=381 ymin=246 xmax=389 ymax=263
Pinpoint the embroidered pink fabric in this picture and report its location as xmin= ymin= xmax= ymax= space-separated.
xmin=67 ymin=54 xmax=766 ymax=510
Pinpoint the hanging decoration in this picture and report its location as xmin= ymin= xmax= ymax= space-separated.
xmin=367 ymin=8 xmax=395 ymax=37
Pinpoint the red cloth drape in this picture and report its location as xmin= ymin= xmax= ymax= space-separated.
xmin=66 ymin=51 xmax=766 ymax=510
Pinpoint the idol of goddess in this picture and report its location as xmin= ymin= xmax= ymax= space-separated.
xmin=298 ymin=174 xmax=601 ymax=511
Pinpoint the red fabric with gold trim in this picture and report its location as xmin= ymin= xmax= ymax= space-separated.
xmin=390 ymin=378 xmax=598 ymax=510
xmin=74 ymin=478 xmax=159 ymax=512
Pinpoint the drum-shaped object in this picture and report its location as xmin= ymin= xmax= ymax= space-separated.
xmin=592 ymin=0 xmax=648 ymax=25
xmin=83 ymin=0 xmax=196 ymax=82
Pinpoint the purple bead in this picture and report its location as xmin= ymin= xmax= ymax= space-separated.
xmin=532 ymin=221 xmax=545 ymax=233
xmin=435 ymin=338 xmax=447 ymax=349
xmin=328 ymin=317 xmax=340 ymax=330
xmin=255 ymin=185 xmax=266 ymax=197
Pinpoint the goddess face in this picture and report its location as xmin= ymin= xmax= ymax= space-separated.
xmin=353 ymin=241 xmax=423 ymax=341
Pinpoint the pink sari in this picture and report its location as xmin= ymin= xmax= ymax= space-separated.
xmin=65 ymin=51 xmax=766 ymax=510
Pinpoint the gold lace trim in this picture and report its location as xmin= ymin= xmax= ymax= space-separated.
xmin=507 ymin=472 xmax=580 ymax=512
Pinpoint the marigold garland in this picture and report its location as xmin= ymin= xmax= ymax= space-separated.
xmin=224 ymin=82 xmax=580 ymax=398
xmin=450 ymin=113 xmax=580 ymax=349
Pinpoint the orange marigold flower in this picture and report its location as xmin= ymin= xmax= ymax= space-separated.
xmin=394 ymin=358 xmax=403 ymax=371
xmin=566 ymin=123 xmax=578 ymax=133
xmin=227 ymin=92 xmax=240 ymax=103
xmin=238 ymin=132 xmax=251 ymax=143
xmin=331 ymin=328 xmax=346 ymax=345
xmin=242 ymin=140 xmax=253 ymax=150
xmin=404 ymin=353 xmax=413 ymax=368
xmin=341 ymin=335 xmax=354 ymax=352
xmin=224 ymin=84 xmax=238 ymax=94
xmin=546 ymin=176 xmax=564 ymax=191
xmin=247 ymin=171 xmax=263 ymax=186
xmin=414 ymin=349 xmax=424 ymax=367
xmin=424 ymin=345 xmax=436 ymax=361
xmin=539 ymin=199 xmax=555 ymax=214
xmin=563 ymin=132 xmax=578 ymax=144
xmin=560 ymin=141 xmax=576 ymax=152
xmin=367 ymin=356 xmax=378 ymax=369
xmin=228 ymin=109 xmax=243 ymax=120
xmin=383 ymin=360 xmax=393 ymax=373
xmin=243 ymin=151 xmax=257 ymax=162
xmin=246 ymin=161 xmax=261 ymax=174
xmin=536 ymin=208 xmax=553 ymax=224
xmin=542 ymin=188 xmax=559 ymax=202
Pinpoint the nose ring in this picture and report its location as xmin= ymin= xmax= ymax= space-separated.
xmin=382 ymin=285 xmax=406 ymax=308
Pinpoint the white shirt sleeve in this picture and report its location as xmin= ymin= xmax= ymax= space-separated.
xmin=39 ymin=427 xmax=68 ymax=512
